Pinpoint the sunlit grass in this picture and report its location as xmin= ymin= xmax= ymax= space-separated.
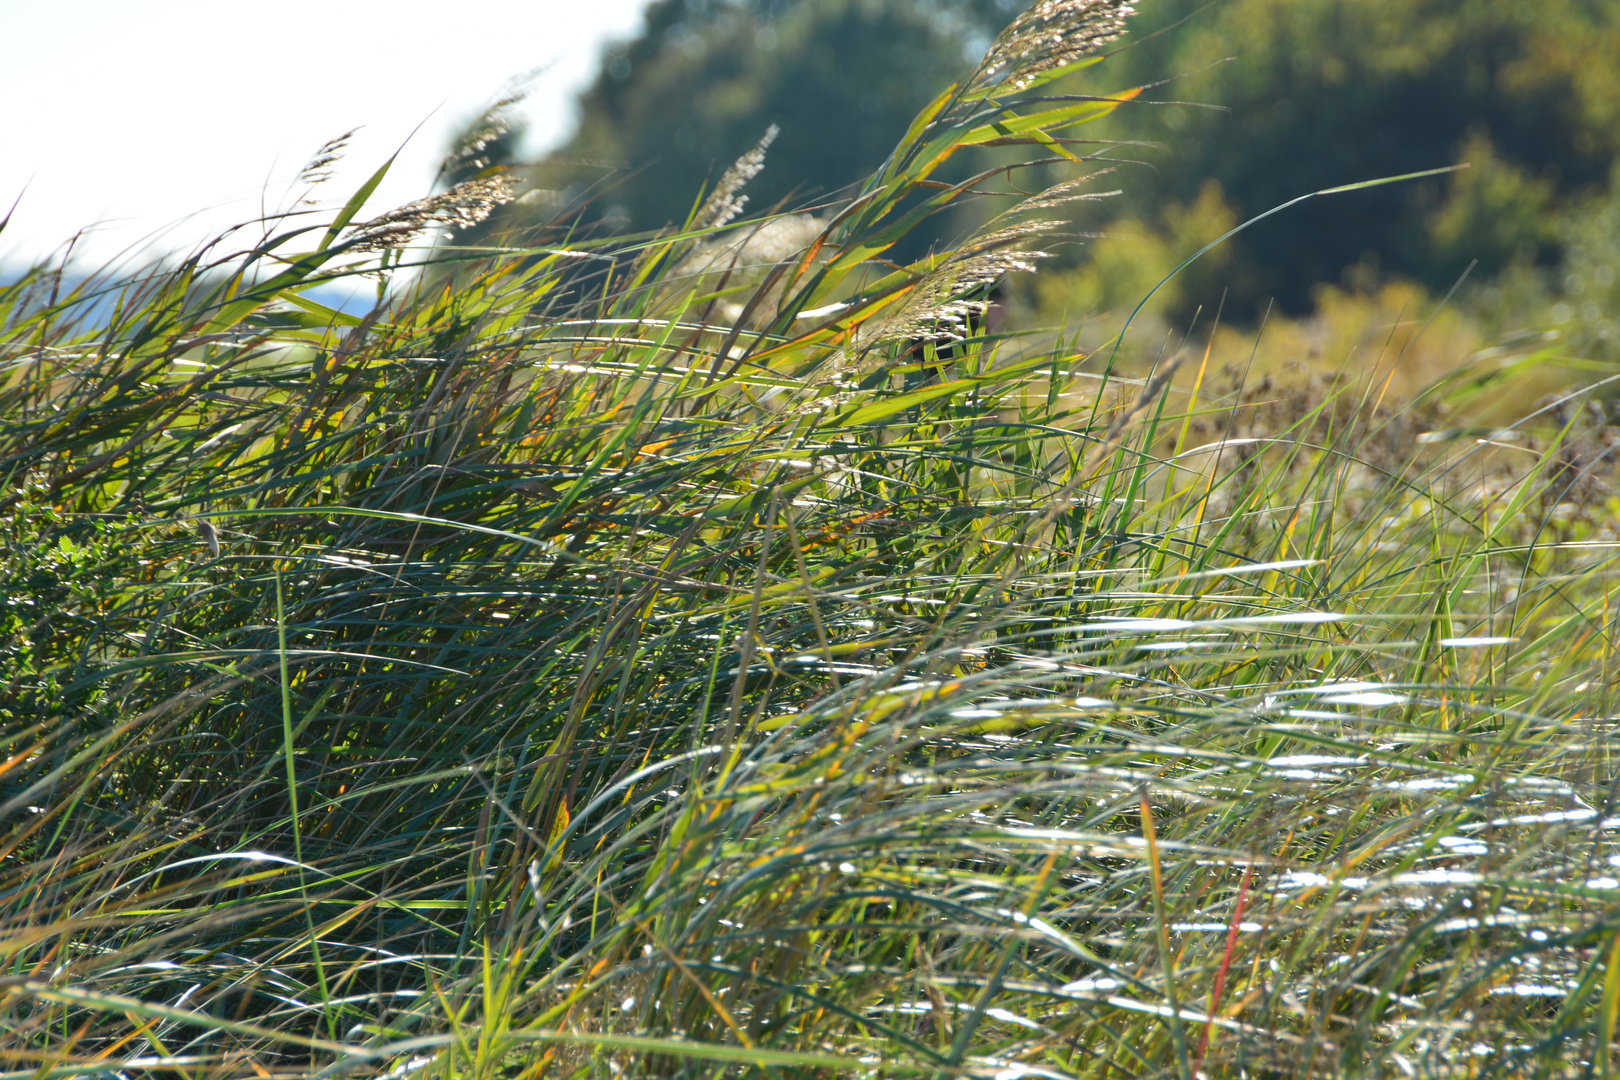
xmin=5 ymin=6 xmax=1620 ymax=1078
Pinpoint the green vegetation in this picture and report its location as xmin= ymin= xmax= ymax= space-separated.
xmin=1027 ymin=0 xmax=1620 ymax=365
xmin=1073 ymin=0 xmax=1620 ymax=313
xmin=7 ymin=3 xmax=1620 ymax=1078
xmin=535 ymin=0 xmax=1014 ymax=235
xmin=464 ymin=0 xmax=1014 ymax=240
xmin=497 ymin=0 xmax=1620 ymax=372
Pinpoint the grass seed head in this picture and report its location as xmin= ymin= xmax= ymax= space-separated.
xmin=697 ymin=124 xmax=780 ymax=231
xmin=882 ymin=221 xmax=1055 ymax=343
xmin=296 ymin=129 xmax=356 ymax=187
xmin=974 ymin=0 xmax=1137 ymax=93
xmin=346 ymin=172 xmax=520 ymax=251
xmin=444 ymin=89 xmax=529 ymax=177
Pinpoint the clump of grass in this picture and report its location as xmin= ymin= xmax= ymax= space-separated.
xmin=4 ymin=5 xmax=1620 ymax=1079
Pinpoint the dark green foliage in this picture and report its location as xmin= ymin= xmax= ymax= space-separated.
xmin=1083 ymin=0 xmax=1620 ymax=319
xmin=466 ymin=0 xmax=1620 ymax=329
xmin=492 ymin=0 xmax=1018 ymax=241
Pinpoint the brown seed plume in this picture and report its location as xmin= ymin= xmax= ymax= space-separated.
xmin=297 ymin=130 xmax=356 ymax=187
xmin=972 ymin=0 xmax=1136 ymax=94
xmin=346 ymin=173 xmax=520 ymax=252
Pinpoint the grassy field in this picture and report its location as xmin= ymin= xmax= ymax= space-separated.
xmin=6 ymin=4 xmax=1620 ymax=1078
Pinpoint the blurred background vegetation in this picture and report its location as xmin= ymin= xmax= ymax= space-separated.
xmin=446 ymin=0 xmax=1022 ymax=258
xmin=456 ymin=0 xmax=1620 ymax=379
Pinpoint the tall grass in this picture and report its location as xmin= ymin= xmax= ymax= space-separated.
xmin=5 ymin=4 xmax=1620 ymax=1077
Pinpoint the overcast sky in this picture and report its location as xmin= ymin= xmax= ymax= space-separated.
xmin=0 ymin=0 xmax=652 ymax=270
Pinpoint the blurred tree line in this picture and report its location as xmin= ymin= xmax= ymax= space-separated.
xmin=448 ymin=0 xmax=1620 ymax=350
xmin=550 ymin=0 xmax=1019 ymax=232
xmin=1069 ymin=0 xmax=1620 ymax=331
xmin=446 ymin=0 xmax=1019 ymax=246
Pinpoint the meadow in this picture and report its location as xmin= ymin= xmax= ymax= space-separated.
xmin=5 ymin=3 xmax=1620 ymax=1077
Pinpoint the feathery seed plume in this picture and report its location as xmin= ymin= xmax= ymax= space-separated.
xmin=1016 ymin=171 xmax=1123 ymax=213
xmin=871 ymin=170 xmax=1122 ymax=348
xmin=973 ymin=0 xmax=1136 ymax=94
xmin=878 ymin=220 xmax=1056 ymax=346
xmin=444 ymin=90 xmax=527 ymax=178
xmin=697 ymin=125 xmax=780 ymax=230
xmin=296 ymin=130 xmax=356 ymax=195
xmin=346 ymin=173 xmax=520 ymax=252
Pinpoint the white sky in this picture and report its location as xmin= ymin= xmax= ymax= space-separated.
xmin=0 ymin=0 xmax=652 ymax=271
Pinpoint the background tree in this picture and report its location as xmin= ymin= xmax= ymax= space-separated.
xmin=447 ymin=0 xmax=1620 ymax=351
xmin=1054 ymin=0 xmax=1620 ymax=323
xmin=450 ymin=0 xmax=1021 ymax=252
